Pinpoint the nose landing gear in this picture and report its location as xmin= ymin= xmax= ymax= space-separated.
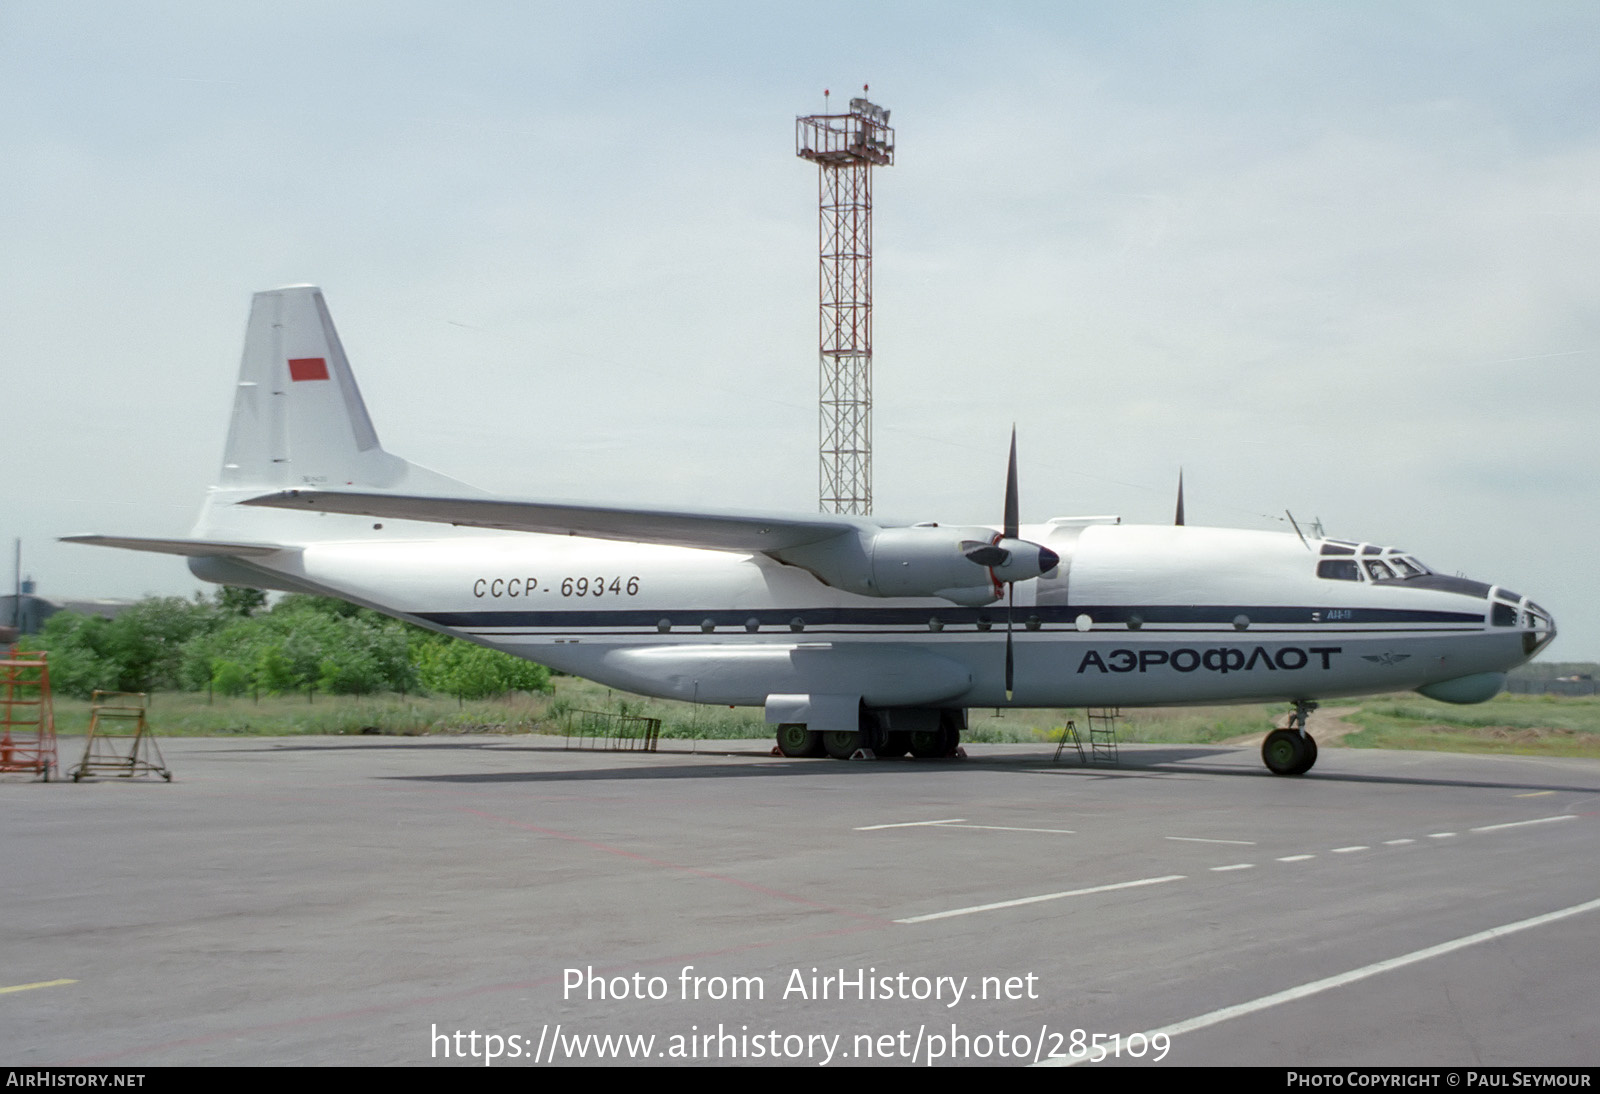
xmin=1262 ymin=700 xmax=1319 ymax=776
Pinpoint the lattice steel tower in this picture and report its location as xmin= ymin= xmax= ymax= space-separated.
xmin=796 ymin=90 xmax=894 ymax=514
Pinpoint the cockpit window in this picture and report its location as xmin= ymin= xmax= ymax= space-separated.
xmin=1492 ymin=602 xmax=1517 ymax=627
xmin=1316 ymin=541 xmax=1433 ymax=580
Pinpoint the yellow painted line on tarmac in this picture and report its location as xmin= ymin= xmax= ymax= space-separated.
xmin=0 ymin=978 xmax=78 ymax=995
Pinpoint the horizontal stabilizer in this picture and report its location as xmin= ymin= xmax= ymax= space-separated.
xmin=242 ymin=489 xmax=871 ymax=553
xmin=61 ymin=535 xmax=292 ymax=558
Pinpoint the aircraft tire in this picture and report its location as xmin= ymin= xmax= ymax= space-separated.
xmin=876 ymin=731 xmax=911 ymax=758
xmin=908 ymin=729 xmax=947 ymax=759
xmin=1294 ymin=733 xmax=1319 ymax=774
xmin=1262 ymin=728 xmax=1314 ymax=776
xmin=823 ymin=730 xmax=861 ymax=760
xmin=776 ymin=723 xmax=823 ymax=758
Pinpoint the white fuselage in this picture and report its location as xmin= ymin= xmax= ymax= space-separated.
xmin=222 ymin=520 xmax=1544 ymax=711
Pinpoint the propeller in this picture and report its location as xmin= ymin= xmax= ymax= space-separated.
xmin=957 ymin=428 xmax=1060 ymax=701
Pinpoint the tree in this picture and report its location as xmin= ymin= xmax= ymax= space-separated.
xmin=416 ymin=637 xmax=551 ymax=700
xmin=216 ymin=586 xmax=267 ymax=617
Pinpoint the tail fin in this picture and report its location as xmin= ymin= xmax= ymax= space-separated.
xmin=220 ymin=284 xmax=468 ymax=492
xmin=194 ymin=285 xmax=480 ymax=542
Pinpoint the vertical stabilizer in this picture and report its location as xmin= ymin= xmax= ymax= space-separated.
xmin=222 ymin=285 xmax=404 ymax=489
xmin=196 ymin=285 xmax=480 ymax=544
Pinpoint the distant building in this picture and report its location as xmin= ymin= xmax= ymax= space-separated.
xmin=0 ymin=591 xmax=137 ymax=636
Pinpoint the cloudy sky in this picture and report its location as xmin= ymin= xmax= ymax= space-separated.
xmin=5 ymin=2 xmax=1597 ymax=659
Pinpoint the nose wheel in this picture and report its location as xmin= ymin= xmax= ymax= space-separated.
xmin=1262 ymin=700 xmax=1319 ymax=776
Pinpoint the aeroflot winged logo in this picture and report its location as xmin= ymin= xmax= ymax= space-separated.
xmin=288 ymin=357 xmax=330 ymax=382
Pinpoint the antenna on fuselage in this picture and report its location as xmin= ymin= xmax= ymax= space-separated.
xmin=1285 ymin=510 xmax=1310 ymax=549
xmin=1174 ymin=469 xmax=1185 ymax=526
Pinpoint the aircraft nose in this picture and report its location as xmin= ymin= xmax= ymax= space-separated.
xmin=1524 ymin=600 xmax=1557 ymax=657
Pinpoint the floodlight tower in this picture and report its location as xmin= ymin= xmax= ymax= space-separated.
xmin=796 ymin=88 xmax=894 ymax=514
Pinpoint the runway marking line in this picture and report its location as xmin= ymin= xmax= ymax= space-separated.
xmin=0 ymin=979 xmax=77 ymax=995
xmin=934 ymin=823 xmax=1078 ymax=834
xmin=1383 ymin=839 xmax=1415 ymax=845
xmin=1428 ymin=832 xmax=1457 ymax=839
xmin=1330 ymin=845 xmax=1369 ymax=853
xmin=1037 ymin=894 xmax=1600 ymax=1067
xmin=1515 ymin=791 xmax=1555 ymax=798
xmin=1210 ymin=863 xmax=1254 ymax=872
xmin=1166 ymin=836 xmax=1256 ymax=845
xmin=856 ymin=818 xmax=1075 ymax=834
xmin=1277 ymin=854 xmax=1315 ymax=862
xmin=1471 ymin=815 xmax=1575 ymax=833
xmin=855 ymin=818 xmax=966 ymax=830
xmin=895 ymin=874 xmax=1186 ymax=924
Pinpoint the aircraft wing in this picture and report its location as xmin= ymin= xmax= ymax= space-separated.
xmin=60 ymin=535 xmax=292 ymax=557
xmin=241 ymin=489 xmax=876 ymax=552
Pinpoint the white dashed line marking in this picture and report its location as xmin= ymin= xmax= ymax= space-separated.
xmin=1428 ymin=832 xmax=1457 ymax=839
xmin=1384 ymin=839 xmax=1415 ymax=845
xmin=1277 ymin=854 xmax=1315 ymax=862
xmin=1210 ymin=863 xmax=1255 ymax=872
xmin=1330 ymin=846 xmax=1369 ymax=853
xmin=1166 ymin=836 xmax=1256 ymax=845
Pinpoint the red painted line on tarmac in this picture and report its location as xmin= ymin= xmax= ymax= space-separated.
xmin=458 ymin=806 xmax=888 ymax=923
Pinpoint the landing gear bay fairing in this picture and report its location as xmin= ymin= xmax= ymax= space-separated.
xmin=67 ymin=286 xmax=1556 ymax=774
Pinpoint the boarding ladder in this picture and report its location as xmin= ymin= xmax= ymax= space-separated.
xmin=1086 ymin=707 xmax=1121 ymax=764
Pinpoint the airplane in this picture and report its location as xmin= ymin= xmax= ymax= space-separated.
xmin=66 ymin=284 xmax=1557 ymax=775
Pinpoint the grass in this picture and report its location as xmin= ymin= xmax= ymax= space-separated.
xmin=41 ymin=676 xmax=771 ymax=740
xmin=965 ymin=704 xmax=1277 ymax=745
xmin=1341 ymin=693 xmax=1600 ymax=758
xmin=32 ymin=682 xmax=1600 ymax=760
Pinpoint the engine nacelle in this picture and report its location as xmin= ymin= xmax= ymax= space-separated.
xmin=772 ymin=525 xmax=1059 ymax=605
xmin=869 ymin=526 xmax=1004 ymax=604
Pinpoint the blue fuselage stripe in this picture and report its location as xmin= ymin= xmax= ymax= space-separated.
xmin=414 ymin=604 xmax=1485 ymax=629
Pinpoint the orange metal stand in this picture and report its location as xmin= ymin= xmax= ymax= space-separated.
xmin=1 ymin=646 xmax=59 ymax=780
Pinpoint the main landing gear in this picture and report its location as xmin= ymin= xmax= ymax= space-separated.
xmin=773 ymin=710 xmax=963 ymax=760
xmin=1262 ymin=700 xmax=1319 ymax=776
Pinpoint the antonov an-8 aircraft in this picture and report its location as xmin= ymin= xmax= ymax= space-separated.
xmin=68 ymin=285 xmax=1556 ymax=775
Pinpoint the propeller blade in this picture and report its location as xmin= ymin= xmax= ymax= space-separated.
xmin=1175 ymin=468 xmax=1185 ymax=526
xmin=1004 ymin=427 xmax=1019 ymax=541
xmin=1004 ymin=583 xmax=1015 ymax=701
